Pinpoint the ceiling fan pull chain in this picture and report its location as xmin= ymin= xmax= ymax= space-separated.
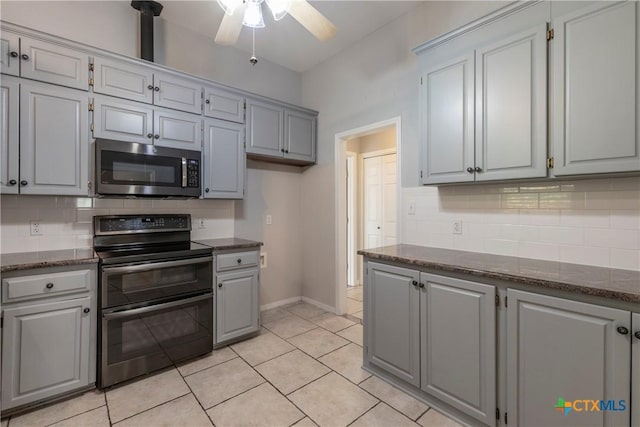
xmin=250 ymin=27 xmax=258 ymax=65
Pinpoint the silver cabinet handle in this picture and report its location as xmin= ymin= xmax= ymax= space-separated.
xmin=102 ymin=256 xmax=213 ymax=276
xmin=103 ymin=292 xmax=212 ymax=320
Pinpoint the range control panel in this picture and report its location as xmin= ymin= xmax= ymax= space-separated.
xmin=95 ymin=215 xmax=190 ymax=234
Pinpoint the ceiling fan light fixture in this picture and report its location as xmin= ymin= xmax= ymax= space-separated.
xmin=217 ymin=0 xmax=242 ymax=15
xmin=265 ymin=0 xmax=290 ymax=21
xmin=243 ymin=0 xmax=265 ymax=28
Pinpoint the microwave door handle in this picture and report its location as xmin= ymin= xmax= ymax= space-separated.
xmin=182 ymin=157 xmax=187 ymax=188
xmin=102 ymin=292 xmax=212 ymax=320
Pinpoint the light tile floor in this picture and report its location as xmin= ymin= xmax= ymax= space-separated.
xmin=2 ymin=301 xmax=462 ymax=427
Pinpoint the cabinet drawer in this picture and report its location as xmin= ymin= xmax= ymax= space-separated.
xmin=216 ymin=251 xmax=259 ymax=272
xmin=3 ymin=269 xmax=91 ymax=303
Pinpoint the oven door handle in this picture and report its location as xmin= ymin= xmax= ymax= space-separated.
xmin=103 ymin=292 xmax=212 ymax=320
xmin=101 ymin=256 xmax=213 ymax=276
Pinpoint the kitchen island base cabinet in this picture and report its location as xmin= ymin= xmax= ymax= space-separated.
xmin=633 ymin=313 xmax=640 ymax=427
xmin=1 ymin=297 xmax=92 ymax=410
xmin=507 ymin=289 xmax=631 ymax=427
xmin=215 ymin=268 xmax=260 ymax=347
xmin=365 ymin=262 xmax=420 ymax=387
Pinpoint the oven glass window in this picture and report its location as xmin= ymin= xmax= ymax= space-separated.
xmin=101 ymin=150 xmax=181 ymax=187
xmin=103 ymin=259 xmax=212 ymax=309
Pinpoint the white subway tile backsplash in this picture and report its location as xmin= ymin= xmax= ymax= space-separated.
xmin=403 ymin=177 xmax=640 ymax=270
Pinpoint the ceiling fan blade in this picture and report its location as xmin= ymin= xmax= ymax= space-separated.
xmin=287 ymin=0 xmax=337 ymax=41
xmin=215 ymin=5 xmax=245 ymax=45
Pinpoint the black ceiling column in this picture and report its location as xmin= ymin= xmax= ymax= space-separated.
xmin=131 ymin=1 xmax=163 ymax=62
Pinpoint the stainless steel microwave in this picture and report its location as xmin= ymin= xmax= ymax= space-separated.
xmin=95 ymin=139 xmax=201 ymax=198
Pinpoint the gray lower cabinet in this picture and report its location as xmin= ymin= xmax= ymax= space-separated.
xmin=1 ymin=265 xmax=97 ymax=412
xmin=203 ymin=118 xmax=245 ymax=199
xmin=365 ymin=262 xmax=421 ymax=387
xmin=633 ymin=313 xmax=640 ymax=427
xmin=420 ymin=274 xmax=496 ymax=425
xmin=213 ymin=250 xmax=260 ymax=347
xmin=507 ymin=289 xmax=631 ymax=427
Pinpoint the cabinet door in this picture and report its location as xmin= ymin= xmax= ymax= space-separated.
xmin=203 ymin=118 xmax=244 ymax=199
xmin=93 ymin=95 xmax=154 ymax=145
xmin=19 ymin=36 xmax=89 ymax=91
xmin=552 ymin=2 xmax=640 ymax=176
xmin=420 ymin=52 xmax=475 ymax=184
xmin=1 ymin=297 xmax=91 ymax=410
xmin=215 ymin=268 xmax=259 ymax=345
xmin=246 ymin=99 xmax=283 ymax=157
xmin=633 ymin=313 xmax=640 ymax=427
xmin=475 ymin=24 xmax=548 ymax=181
xmin=93 ymin=56 xmax=154 ymax=104
xmin=20 ymin=81 xmax=88 ymax=196
xmin=507 ymin=289 xmax=630 ymax=427
xmin=365 ymin=262 xmax=420 ymax=386
xmin=284 ymin=109 xmax=316 ymax=163
xmin=0 ymin=31 xmax=20 ymax=76
xmin=420 ymin=274 xmax=496 ymax=425
xmin=204 ymin=87 xmax=244 ymax=123
xmin=153 ymin=107 xmax=202 ymax=151
xmin=0 ymin=76 xmax=19 ymax=194
xmin=153 ymin=72 xmax=202 ymax=115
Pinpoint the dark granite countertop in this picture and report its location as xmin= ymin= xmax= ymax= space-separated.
xmin=1 ymin=249 xmax=99 ymax=273
xmin=359 ymin=244 xmax=640 ymax=304
xmin=193 ymin=238 xmax=263 ymax=251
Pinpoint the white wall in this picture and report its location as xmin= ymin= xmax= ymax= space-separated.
xmin=300 ymin=1 xmax=640 ymax=309
xmin=0 ymin=1 xmax=305 ymax=307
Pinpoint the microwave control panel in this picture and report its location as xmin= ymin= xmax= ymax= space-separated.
xmin=187 ymin=159 xmax=199 ymax=188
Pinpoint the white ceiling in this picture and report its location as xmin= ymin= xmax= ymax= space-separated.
xmin=159 ymin=1 xmax=421 ymax=72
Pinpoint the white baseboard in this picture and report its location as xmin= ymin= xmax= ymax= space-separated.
xmin=260 ymin=296 xmax=301 ymax=311
xmin=301 ymin=296 xmax=337 ymax=314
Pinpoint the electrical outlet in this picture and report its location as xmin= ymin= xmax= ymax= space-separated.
xmin=197 ymin=218 xmax=206 ymax=229
xmin=408 ymin=200 xmax=416 ymax=215
xmin=260 ymin=252 xmax=267 ymax=268
xmin=30 ymin=221 xmax=42 ymax=235
xmin=452 ymin=220 xmax=462 ymax=235
xmin=266 ymin=214 xmax=272 ymax=225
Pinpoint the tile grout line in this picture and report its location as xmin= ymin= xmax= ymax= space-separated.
xmin=108 ymin=391 xmax=192 ymax=426
xmin=345 ymin=401 xmax=382 ymax=427
xmin=177 ymin=355 xmax=240 ymax=379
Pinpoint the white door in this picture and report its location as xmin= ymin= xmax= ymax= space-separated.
xmin=346 ymin=154 xmax=356 ymax=286
xmin=364 ymin=153 xmax=397 ymax=250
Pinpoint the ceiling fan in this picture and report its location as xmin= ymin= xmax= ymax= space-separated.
xmin=214 ymin=0 xmax=337 ymax=46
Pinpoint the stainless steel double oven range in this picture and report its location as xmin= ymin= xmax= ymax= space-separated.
xmin=93 ymin=214 xmax=213 ymax=388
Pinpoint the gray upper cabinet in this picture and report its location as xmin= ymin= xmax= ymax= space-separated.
xmin=204 ymin=86 xmax=245 ymax=123
xmin=153 ymin=72 xmax=202 ymax=115
xmin=246 ymin=98 xmax=284 ymax=157
xmin=93 ymin=95 xmax=154 ymax=145
xmin=203 ymin=118 xmax=244 ymax=199
xmin=552 ymin=2 xmax=640 ymax=176
xmin=475 ymin=23 xmax=547 ymax=181
xmin=215 ymin=267 xmax=259 ymax=345
xmin=419 ymin=21 xmax=548 ymax=185
xmin=507 ymin=289 xmax=631 ymax=427
xmin=20 ymin=81 xmax=88 ymax=196
xmin=93 ymin=95 xmax=202 ymax=150
xmin=153 ymin=107 xmax=202 ymax=151
xmin=0 ymin=31 xmax=89 ymax=90
xmin=284 ymin=109 xmax=316 ymax=163
xmin=1 ymin=76 xmax=19 ymax=194
xmin=92 ymin=56 xmax=154 ymax=104
xmin=1 ymin=31 xmax=20 ymax=76
xmin=365 ymin=262 xmax=420 ymax=387
xmin=93 ymin=57 xmax=202 ymax=115
xmin=246 ymin=98 xmax=317 ymax=165
xmin=633 ymin=313 xmax=640 ymax=427
xmin=420 ymin=53 xmax=475 ymax=184
xmin=1 ymin=296 xmax=92 ymax=410
xmin=420 ymin=274 xmax=496 ymax=426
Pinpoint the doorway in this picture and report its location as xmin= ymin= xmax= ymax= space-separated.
xmin=335 ymin=118 xmax=401 ymax=316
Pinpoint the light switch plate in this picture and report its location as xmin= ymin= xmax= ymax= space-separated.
xmin=408 ymin=200 xmax=416 ymax=215
xmin=266 ymin=214 xmax=272 ymax=225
